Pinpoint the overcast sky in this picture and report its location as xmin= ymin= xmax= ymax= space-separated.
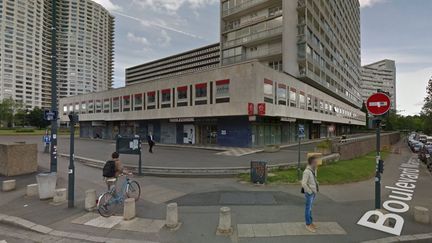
xmin=94 ymin=0 xmax=432 ymax=116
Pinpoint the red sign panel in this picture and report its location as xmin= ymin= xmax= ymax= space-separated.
xmin=248 ymin=103 xmax=254 ymax=116
xmin=366 ymin=92 xmax=391 ymax=116
xmin=257 ymin=103 xmax=266 ymax=116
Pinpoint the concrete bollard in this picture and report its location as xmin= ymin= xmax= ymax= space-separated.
xmin=217 ymin=207 xmax=232 ymax=235
xmin=2 ymin=180 xmax=16 ymax=192
xmin=52 ymin=188 xmax=67 ymax=204
xmin=26 ymin=184 xmax=38 ymax=197
xmin=123 ymin=198 xmax=135 ymax=220
xmin=85 ymin=189 xmax=97 ymax=211
xmin=165 ymin=203 xmax=179 ymax=229
xmin=414 ymin=206 xmax=430 ymax=224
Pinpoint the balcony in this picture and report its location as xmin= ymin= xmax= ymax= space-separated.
xmin=222 ymin=0 xmax=269 ymax=17
xmin=223 ymin=26 xmax=282 ymax=49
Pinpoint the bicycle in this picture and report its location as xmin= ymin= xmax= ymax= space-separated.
xmin=97 ymin=174 xmax=141 ymax=217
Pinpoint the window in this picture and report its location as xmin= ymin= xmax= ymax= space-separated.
xmin=289 ymin=88 xmax=297 ymax=107
xmin=177 ymin=86 xmax=187 ymax=100
xmin=123 ymin=96 xmax=131 ymax=112
xmin=88 ymin=101 xmax=94 ymax=113
xmin=95 ymin=100 xmax=102 ymax=113
xmin=134 ymin=94 xmax=143 ymax=111
xmin=299 ymin=92 xmax=306 ymax=109
xmin=147 ymin=91 xmax=156 ymax=109
xmin=264 ymin=79 xmax=273 ymax=103
xmin=81 ymin=102 xmax=86 ymax=113
xmin=277 ymin=84 xmax=287 ymax=105
xmin=307 ymin=95 xmax=313 ymax=111
xmin=216 ymin=79 xmax=230 ymax=97
xmin=195 ymin=83 xmax=207 ymax=98
xmin=103 ymin=99 xmax=110 ymax=113
xmin=63 ymin=105 xmax=67 ymax=115
xmin=161 ymin=89 xmax=171 ymax=108
xmin=112 ymin=98 xmax=120 ymax=112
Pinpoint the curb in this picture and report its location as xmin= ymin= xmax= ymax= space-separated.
xmin=361 ymin=233 xmax=432 ymax=243
xmin=58 ymin=153 xmax=340 ymax=177
xmin=0 ymin=213 xmax=155 ymax=243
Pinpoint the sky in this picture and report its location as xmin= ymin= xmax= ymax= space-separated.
xmin=94 ymin=0 xmax=432 ymax=116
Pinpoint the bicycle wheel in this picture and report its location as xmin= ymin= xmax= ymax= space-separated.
xmin=97 ymin=192 xmax=116 ymax=217
xmin=126 ymin=180 xmax=141 ymax=201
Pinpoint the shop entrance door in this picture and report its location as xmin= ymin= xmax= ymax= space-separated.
xmin=197 ymin=125 xmax=218 ymax=145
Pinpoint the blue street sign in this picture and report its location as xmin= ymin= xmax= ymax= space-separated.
xmin=43 ymin=135 xmax=51 ymax=144
xmin=298 ymin=124 xmax=305 ymax=138
xmin=44 ymin=110 xmax=58 ymax=121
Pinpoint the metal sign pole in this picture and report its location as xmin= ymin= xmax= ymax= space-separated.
xmin=138 ymin=138 xmax=142 ymax=175
xmin=50 ymin=0 xmax=58 ymax=173
xmin=68 ymin=119 xmax=75 ymax=208
xmin=297 ymin=136 xmax=301 ymax=180
xmin=375 ymin=118 xmax=381 ymax=209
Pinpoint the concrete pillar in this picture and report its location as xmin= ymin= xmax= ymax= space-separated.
xmin=217 ymin=207 xmax=232 ymax=235
xmin=165 ymin=203 xmax=179 ymax=229
xmin=53 ymin=188 xmax=67 ymax=204
xmin=84 ymin=189 xmax=97 ymax=211
xmin=2 ymin=180 xmax=16 ymax=192
xmin=414 ymin=206 xmax=430 ymax=224
xmin=123 ymin=198 xmax=135 ymax=220
xmin=26 ymin=184 xmax=38 ymax=197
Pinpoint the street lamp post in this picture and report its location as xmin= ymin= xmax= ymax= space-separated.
xmin=50 ymin=0 xmax=58 ymax=172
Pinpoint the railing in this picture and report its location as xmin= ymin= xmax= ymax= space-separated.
xmin=222 ymin=0 xmax=268 ymax=17
xmin=223 ymin=26 xmax=282 ymax=48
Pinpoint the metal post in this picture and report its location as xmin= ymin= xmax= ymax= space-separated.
xmin=138 ymin=139 xmax=142 ymax=175
xmin=375 ymin=118 xmax=381 ymax=209
xmin=50 ymin=0 xmax=58 ymax=173
xmin=297 ymin=136 xmax=301 ymax=181
xmin=68 ymin=119 xmax=75 ymax=208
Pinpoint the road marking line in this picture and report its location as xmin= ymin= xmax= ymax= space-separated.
xmin=237 ymin=222 xmax=346 ymax=237
xmin=84 ymin=216 xmax=123 ymax=228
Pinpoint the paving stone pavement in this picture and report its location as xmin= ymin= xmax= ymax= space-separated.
xmin=73 ymin=212 xmax=166 ymax=233
xmin=142 ymin=184 xmax=186 ymax=204
xmin=237 ymin=222 xmax=346 ymax=238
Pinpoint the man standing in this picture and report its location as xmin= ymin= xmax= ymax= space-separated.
xmin=301 ymin=155 xmax=319 ymax=233
xmin=147 ymin=132 xmax=155 ymax=153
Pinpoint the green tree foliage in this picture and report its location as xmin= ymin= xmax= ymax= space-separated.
xmin=421 ymin=77 xmax=432 ymax=134
xmin=0 ymin=98 xmax=25 ymax=127
xmin=27 ymin=107 xmax=50 ymax=129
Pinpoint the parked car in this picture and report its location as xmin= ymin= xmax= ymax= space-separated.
xmin=419 ymin=135 xmax=427 ymax=144
xmin=412 ymin=142 xmax=423 ymax=153
xmin=418 ymin=145 xmax=432 ymax=162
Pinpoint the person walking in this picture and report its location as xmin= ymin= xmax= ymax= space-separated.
xmin=147 ymin=132 xmax=155 ymax=153
xmin=301 ymin=155 xmax=319 ymax=233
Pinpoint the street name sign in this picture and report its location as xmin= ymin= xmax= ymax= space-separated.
xmin=366 ymin=93 xmax=391 ymax=116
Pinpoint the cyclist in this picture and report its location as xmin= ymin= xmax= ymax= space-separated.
xmin=103 ymin=152 xmax=125 ymax=190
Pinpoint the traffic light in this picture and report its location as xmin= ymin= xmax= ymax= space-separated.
xmin=378 ymin=159 xmax=384 ymax=174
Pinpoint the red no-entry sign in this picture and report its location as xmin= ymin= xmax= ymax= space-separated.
xmin=366 ymin=92 xmax=391 ymax=116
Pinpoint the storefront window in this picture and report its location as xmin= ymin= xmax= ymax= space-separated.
xmin=307 ymin=95 xmax=313 ymax=111
xmin=88 ymin=101 xmax=94 ymax=113
xmin=134 ymin=94 xmax=143 ymax=111
xmin=299 ymin=92 xmax=306 ymax=109
xmin=103 ymin=99 xmax=110 ymax=113
xmin=264 ymin=79 xmax=273 ymax=103
xmin=277 ymin=84 xmax=287 ymax=105
xmin=112 ymin=98 xmax=120 ymax=112
xmin=162 ymin=89 xmax=171 ymax=102
xmin=177 ymin=86 xmax=187 ymax=100
xmin=95 ymin=100 xmax=102 ymax=113
xmin=216 ymin=79 xmax=230 ymax=97
xmin=147 ymin=92 xmax=156 ymax=104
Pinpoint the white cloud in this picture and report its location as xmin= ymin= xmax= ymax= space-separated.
xmin=397 ymin=67 xmax=432 ymax=115
xmin=93 ymin=0 xmax=122 ymax=11
xmin=114 ymin=11 xmax=204 ymax=39
xmin=157 ymin=30 xmax=172 ymax=47
xmin=359 ymin=0 xmax=386 ymax=8
xmin=127 ymin=32 xmax=150 ymax=46
xmin=132 ymin=0 xmax=218 ymax=13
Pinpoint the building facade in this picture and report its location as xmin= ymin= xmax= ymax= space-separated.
xmin=220 ymin=0 xmax=362 ymax=108
xmin=361 ymin=59 xmax=396 ymax=110
xmin=0 ymin=0 xmax=50 ymax=108
xmin=59 ymin=0 xmax=366 ymax=147
xmin=0 ymin=0 xmax=114 ymax=109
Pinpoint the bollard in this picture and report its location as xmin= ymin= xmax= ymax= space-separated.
xmin=165 ymin=203 xmax=179 ymax=229
xmin=2 ymin=180 xmax=16 ymax=192
xmin=53 ymin=188 xmax=67 ymax=204
xmin=26 ymin=184 xmax=38 ymax=197
xmin=123 ymin=198 xmax=136 ymax=220
xmin=414 ymin=206 xmax=430 ymax=224
xmin=84 ymin=189 xmax=97 ymax=211
xmin=217 ymin=207 xmax=232 ymax=235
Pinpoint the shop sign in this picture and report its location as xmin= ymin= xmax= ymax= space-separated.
xmin=281 ymin=117 xmax=296 ymax=122
xmin=257 ymin=103 xmax=266 ymax=116
xmin=169 ymin=118 xmax=194 ymax=123
xmin=312 ymin=120 xmax=322 ymax=124
xmin=248 ymin=103 xmax=254 ymax=116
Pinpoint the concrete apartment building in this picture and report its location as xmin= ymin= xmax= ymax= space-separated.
xmin=361 ymin=59 xmax=396 ymax=110
xmin=59 ymin=0 xmax=365 ymax=147
xmin=0 ymin=0 xmax=114 ymax=109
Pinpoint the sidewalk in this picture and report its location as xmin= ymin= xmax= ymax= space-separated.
xmin=1 ymin=139 xmax=431 ymax=243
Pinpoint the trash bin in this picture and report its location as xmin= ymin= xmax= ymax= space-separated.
xmin=250 ymin=161 xmax=267 ymax=184
xmin=36 ymin=172 xmax=57 ymax=199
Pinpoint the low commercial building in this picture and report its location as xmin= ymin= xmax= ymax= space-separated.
xmin=59 ymin=60 xmax=365 ymax=147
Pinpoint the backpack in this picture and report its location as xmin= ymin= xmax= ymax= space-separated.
xmin=103 ymin=160 xmax=116 ymax=178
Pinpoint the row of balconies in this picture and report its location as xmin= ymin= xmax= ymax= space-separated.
xmin=223 ymin=26 xmax=282 ymax=49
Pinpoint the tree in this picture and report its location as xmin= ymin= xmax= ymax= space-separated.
xmin=0 ymin=98 xmax=25 ymax=127
xmin=27 ymin=107 xmax=50 ymax=129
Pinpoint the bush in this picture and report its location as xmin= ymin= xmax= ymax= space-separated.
xmin=15 ymin=128 xmax=35 ymax=133
xmin=316 ymin=139 xmax=332 ymax=149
